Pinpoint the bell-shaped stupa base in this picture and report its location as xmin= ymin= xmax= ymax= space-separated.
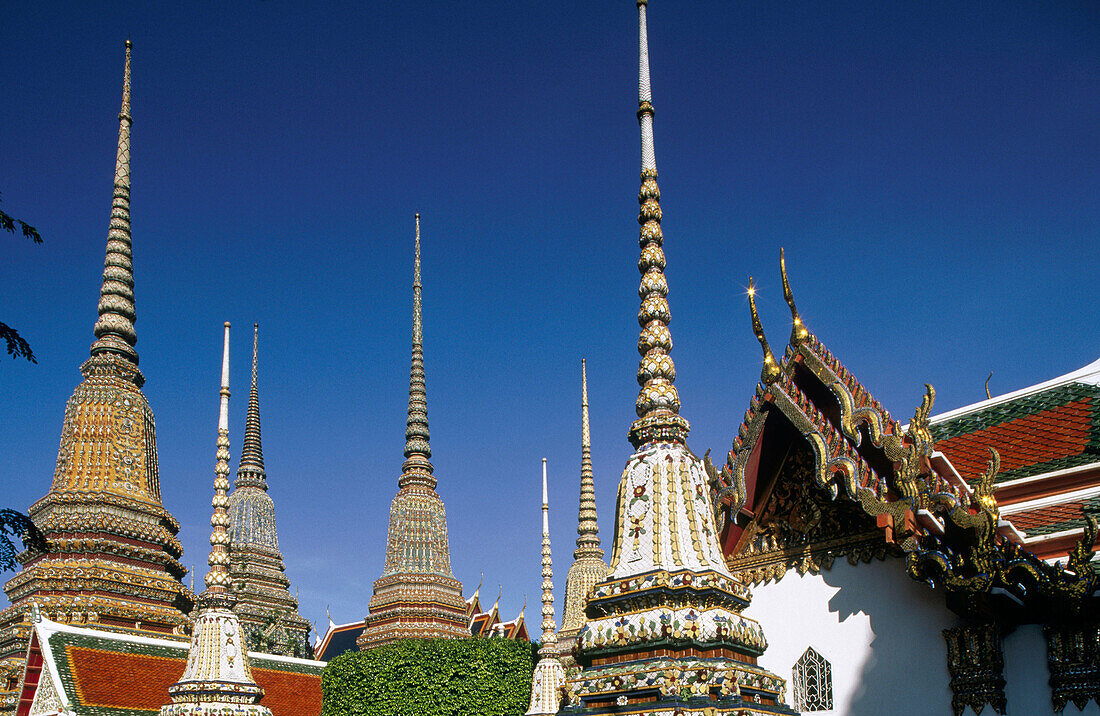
xmin=527 ymin=653 xmax=566 ymax=716
xmin=159 ymin=593 xmax=272 ymax=716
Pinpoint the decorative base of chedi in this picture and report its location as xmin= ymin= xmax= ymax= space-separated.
xmin=159 ymin=594 xmax=272 ymax=716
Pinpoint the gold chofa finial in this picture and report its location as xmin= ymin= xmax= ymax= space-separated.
xmin=985 ymin=372 xmax=993 ymax=400
xmin=748 ymin=278 xmax=781 ymax=385
xmin=975 ymin=447 xmax=1000 ymax=516
xmin=780 ymin=248 xmax=808 ymax=347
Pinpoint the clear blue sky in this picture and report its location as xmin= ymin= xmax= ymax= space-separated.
xmin=2 ymin=1 xmax=1097 ymax=637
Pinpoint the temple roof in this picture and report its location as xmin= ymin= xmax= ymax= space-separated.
xmin=931 ymin=367 xmax=1100 ymax=485
xmin=928 ymin=356 xmax=1100 ymax=558
xmin=15 ymin=616 xmax=323 ymax=716
xmin=312 ymin=620 xmax=365 ymax=662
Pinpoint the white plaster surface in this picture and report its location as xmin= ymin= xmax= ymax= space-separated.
xmin=743 ymin=557 xmax=1100 ymax=715
xmin=1004 ymin=624 xmax=1100 ymax=716
xmin=743 ymin=557 xmax=955 ymax=715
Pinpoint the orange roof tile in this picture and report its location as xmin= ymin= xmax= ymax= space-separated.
xmin=932 ymin=384 xmax=1100 ymax=483
xmin=48 ymin=628 xmax=322 ymax=716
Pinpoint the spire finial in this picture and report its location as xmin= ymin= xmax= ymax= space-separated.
xmin=236 ymin=322 xmax=268 ymax=489
xmin=539 ymin=458 xmax=557 ymax=653
xmin=401 ymin=213 xmax=434 ymax=487
xmin=748 ymin=279 xmax=781 ymax=385
xmin=629 ymin=0 xmax=689 ymax=448
xmin=90 ymin=40 xmax=139 ymax=365
xmin=207 ymin=323 xmax=233 ymax=594
xmin=575 ymin=359 xmax=603 ymax=560
xmin=526 ymin=458 xmax=565 ymax=715
xmin=780 ymin=248 xmax=808 ymax=347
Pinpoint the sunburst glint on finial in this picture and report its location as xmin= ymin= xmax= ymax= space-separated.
xmin=748 ymin=277 xmax=782 ymax=385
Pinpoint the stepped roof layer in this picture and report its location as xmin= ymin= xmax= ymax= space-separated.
xmin=312 ymin=621 xmax=365 ymax=662
xmin=14 ymin=617 xmax=323 ymax=716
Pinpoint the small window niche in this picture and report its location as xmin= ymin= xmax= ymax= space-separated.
xmin=793 ymin=645 xmax=834 ymax=712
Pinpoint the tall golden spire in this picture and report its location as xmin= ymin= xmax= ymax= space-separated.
xmin=559 ymin=360 xmax=610 ymax=650
xmin=236 ymin=323 xmax=267 ymax=490
xmin=359 ymin=214 xmax=468 ymax=649
xmin=0 ymin=42 xmax=192 ymax=665
xmin=91 ymin=39 xmax=139 ymax=366
xmin=629 ymin=0 xmax=689 ymax=448
xmin=561 ymin=6 xmax=792 ymax=713
xmin=227 ymin=323 xmax=311 ymax=656
xmin=575 ymin=359 xmax=602 ymax=559
xmin=401 ymin=212 xmax=434 ymax=488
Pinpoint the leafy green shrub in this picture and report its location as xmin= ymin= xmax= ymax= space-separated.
xmin=321 ymin=638 xmax=536 ymax=716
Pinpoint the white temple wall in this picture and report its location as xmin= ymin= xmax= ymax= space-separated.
xmin=1003 ymin=623 xmax=1099 ymax=716
xmin=742 ymin=557 xmax=954 ymax=715
xmin=742 ymin=556 xmax=1100 ymax=715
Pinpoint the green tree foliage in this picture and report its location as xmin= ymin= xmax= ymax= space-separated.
xmin=3 ymin=194 xmax=41 ymax=364
xmin=0 ymin=509 xmax=46 ymax=572
xmin=321 ymin=638 xmax=536 ymax=716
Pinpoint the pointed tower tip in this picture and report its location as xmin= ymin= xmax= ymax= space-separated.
xmin=629 ymin=0 xmax=689 ymax=448
xmin=89 ymin=38 xmax=139 ymax=366
xmin=126 ymin=39 xmax=132 ymax=48
xmin=575 ymin=358 xmax=602 ymax=559
xmin=401 ymin=213 xmax=434 ymax=486
xmin=537 ymin=457 xmax=558 ymax=653
xmin=237 ymin=321 xmax=267 ymax=488
xmin=207 ymin=324 xmax=233 ymax=595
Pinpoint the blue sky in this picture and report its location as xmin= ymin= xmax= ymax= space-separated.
xmin=2 ymin=1 xmax=1097 ymax=636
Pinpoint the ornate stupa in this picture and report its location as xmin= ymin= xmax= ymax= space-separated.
xmin=527 ymin=459 xmax=565 ymax=716
xmin=560 ymin=3 xmax=795 ymax=713
xmin=227 ymin=324 xmax=312 ymax=657
xmin=357 ymin=214 xmax=468 ymax=650
xmin=0 ymin=40 xmax=192 ymax=667
xmin=558 ymin=359 xmax=609 ymax=663
xmin=160 ymin=324 xmax=271 ymax=716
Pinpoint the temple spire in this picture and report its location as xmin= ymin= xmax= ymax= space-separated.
xmin=161 ymin=322 xmax=270 ymax=716
xmin=526 ymin=458 xmax=564 ymax=716
xmin=236 ymin=323 xmax=267 ymax=490
xmin=629 ymin=0 xmax=688 ymax=448
xmin=91 ymin=40 xmax=138 ymax=365
xmin=539 ymin=458 xmax=556 ymax=652
xmin=575 ymin=359 xmax=602 ymax=560
xmin=359 ymin=215 xmax=467 ymax=649
xmin=401 ymin=212 xmax=434 ymax=487
xmin=208 ymin=322 xmax=233 ymax=594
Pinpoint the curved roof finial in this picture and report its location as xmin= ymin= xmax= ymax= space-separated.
xmin=748 ymin=279 xmax=781 ymax=385
xmin=91 ymin=40 xmax=139 ymax=365
xmin=780 ymin=248 xmax=808 ymax=347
